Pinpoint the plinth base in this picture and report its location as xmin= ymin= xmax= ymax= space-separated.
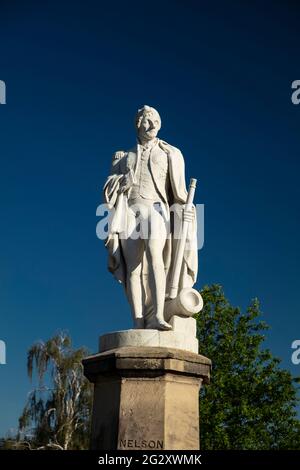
xmin=83 ymin=346 xmax=211 ymax=450
xmin=99 ymin=316 xmax=199 ymax=354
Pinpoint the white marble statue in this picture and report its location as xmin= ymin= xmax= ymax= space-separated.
xmin=103 ymin=105 xmax=200 ymax=331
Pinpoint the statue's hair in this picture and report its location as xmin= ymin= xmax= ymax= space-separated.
xmin=135 ymin=105 xmax=161 ymax=130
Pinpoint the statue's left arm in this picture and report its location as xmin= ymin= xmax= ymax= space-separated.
xmin=162 ymin=142 xmax=198 ymax=288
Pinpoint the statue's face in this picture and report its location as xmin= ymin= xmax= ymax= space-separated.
xmin=137 ymin=112 xmax=160 ymax=141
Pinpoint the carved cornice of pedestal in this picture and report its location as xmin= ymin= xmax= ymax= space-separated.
xmin=83 ymin=346 xmax=211 ymax=384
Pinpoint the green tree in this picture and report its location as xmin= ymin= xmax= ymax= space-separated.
xmin=196 ymin=284 xmax=300 ymax=449
xmin=18 ymin=332 xmax=92 ymax=450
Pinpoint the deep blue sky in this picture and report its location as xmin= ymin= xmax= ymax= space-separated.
xmin=1 ymin=0 xmax=300 ymax=436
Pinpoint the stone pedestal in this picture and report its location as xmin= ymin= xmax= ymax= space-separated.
xmin=83 ymin=346 xmax=211 ymax=450
xmin=99 ymin=316 xmax=199 ymax=354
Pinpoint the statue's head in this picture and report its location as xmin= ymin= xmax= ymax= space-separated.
xmin=135 ymin=105 xmax=161 ymax=142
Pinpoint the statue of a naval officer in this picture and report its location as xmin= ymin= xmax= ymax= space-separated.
xmin=104 ymin=105 xmax=198 ymax=331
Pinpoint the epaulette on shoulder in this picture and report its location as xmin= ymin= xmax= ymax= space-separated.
xmin=159 ymin=140 xmax=180 ymax=155
xmin=159 ymin=139 xmax=171 ymax=147
xmin=112 ymin=150 xmax=126 ymax=161
xmin=158 ymin=139 xmax=171 ymax=153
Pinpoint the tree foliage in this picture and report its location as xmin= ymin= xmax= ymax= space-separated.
xmin=18 ymin=332 xmax=92 ymax=450
xmin=196 ymin=285 xmax=300 ymax=449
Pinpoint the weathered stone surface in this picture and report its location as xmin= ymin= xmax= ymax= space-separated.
xmin=169 ymin=316 xmax=197 ymax=336
xmin=83 ymin=347 xmax=211 ymax=450
xmin=99 ymin=325 xmax=199 ymax=354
